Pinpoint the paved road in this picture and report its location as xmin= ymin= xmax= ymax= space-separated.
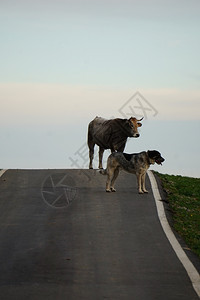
xmin=0 ymin=169 xmax=199 ymax=300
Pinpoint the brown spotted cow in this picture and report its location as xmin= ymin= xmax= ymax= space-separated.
xmin=88 ymin=116 xmax=143 ymax=169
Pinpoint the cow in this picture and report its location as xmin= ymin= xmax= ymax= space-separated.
xmin=87 ymin=116 xmax=143 ymax=169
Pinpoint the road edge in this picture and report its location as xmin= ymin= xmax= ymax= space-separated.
xmin=147 ymin=170 xmax=200 ymax=298
xmin=0 ymin=169 xmax=8 ymax=178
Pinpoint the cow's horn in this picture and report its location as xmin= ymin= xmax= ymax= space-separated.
xmin=137 ymin=117 xmax=144 ymax=121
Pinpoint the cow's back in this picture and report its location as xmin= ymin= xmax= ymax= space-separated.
xmin=90 ymin=116 xmax=108 ymax=126
xmin=88 ymin=117 xmax=111 ymax=133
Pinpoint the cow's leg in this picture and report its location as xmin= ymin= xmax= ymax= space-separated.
xmin=141 ymin=172 xmax=148 ymax=193
xmin=110 ymin=168 xmax=119 ymax=192
xmin=88 ymin=126 xmax=95 ymax=169
xmin=117 ymin=141 xmax=126 ymax=153
xmin=88 ymin=143 xmax=95 ymax=169
xmin=118 ymin=145 xmax=125 ymax=152
xmin=98 ymin=147 xmax=104 ymax=169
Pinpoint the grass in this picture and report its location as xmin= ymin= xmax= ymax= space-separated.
xmin=155 ymin=172 xmax=200 ymax=257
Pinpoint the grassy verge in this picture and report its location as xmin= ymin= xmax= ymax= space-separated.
xmin=155 ymin=172 xmax=200 ymax=257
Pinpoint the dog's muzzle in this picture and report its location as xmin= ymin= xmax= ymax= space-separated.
xmin=156 ymin=157 xmax=165 ymax=165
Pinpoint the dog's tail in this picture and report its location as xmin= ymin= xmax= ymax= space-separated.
xmin=99 ymin=168 xmax=107 ymax=175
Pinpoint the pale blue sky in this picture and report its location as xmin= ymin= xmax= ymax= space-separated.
xmin=0 ymin=0 xmax=200 ymax=177
xmin=1 ymin=0 xmax=200 ymax=88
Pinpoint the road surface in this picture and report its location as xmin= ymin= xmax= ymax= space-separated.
xmin=0 ymin=169 xmax=199 ymax=299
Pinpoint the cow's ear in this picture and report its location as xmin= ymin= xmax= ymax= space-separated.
xmin=137 ymin=122 xmax=142 ymax=127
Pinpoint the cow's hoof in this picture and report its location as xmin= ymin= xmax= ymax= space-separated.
xmin=139 ymin=190 xmax=144 ymax=194
xmin=106 ymin=189 xmax=111 ymax=193
xmin=111 ymin=188 xmax=116 ymax=192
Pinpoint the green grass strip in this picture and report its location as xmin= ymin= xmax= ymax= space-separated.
xmin=155 ymin=172 xmax=200 ymax=257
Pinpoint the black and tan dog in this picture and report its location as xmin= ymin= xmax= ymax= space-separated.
xmin=100 ymin=150 xmax=165 ymax=194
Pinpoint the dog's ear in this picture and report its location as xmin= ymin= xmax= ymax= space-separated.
xmin=147 ymin=150 xmax=154 ymax=158
xmin=147 ymin=150 xmax=159 ymax=159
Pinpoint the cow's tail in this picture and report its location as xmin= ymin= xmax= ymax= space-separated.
xmin=87 ymin=122 xmax=93 ymax=147
xmin=99 ymin=169 xmax=107 ymax=175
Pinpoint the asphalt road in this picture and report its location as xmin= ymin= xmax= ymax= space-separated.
xmin=0 ymin=169 xmax=199 ymax=300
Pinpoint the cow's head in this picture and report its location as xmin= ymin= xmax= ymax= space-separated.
xmin=127 ymin=117 xmax=143 ymax=138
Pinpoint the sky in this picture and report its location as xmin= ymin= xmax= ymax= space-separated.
xmin=0 ymin=0 xmax=200 ymax=177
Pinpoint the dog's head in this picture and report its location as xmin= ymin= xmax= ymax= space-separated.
xmin=147 ymin=150 xmax=165 ymax=165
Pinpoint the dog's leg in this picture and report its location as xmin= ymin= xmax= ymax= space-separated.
xmin=110 ymin=168 xmax=119 ymax=192
xmin=141 ymin=172 xmax=148 ymax=193
xmin=98 ymin=147 xmax=104 ymax=169
xmin=106 ymin=168 xmax=113 ymax=192
xmin=137 ymin=173 xmax=144 ymax=194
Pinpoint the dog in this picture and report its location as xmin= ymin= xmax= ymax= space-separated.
xmin=100 ymin=150 xmax=165 ymax=194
